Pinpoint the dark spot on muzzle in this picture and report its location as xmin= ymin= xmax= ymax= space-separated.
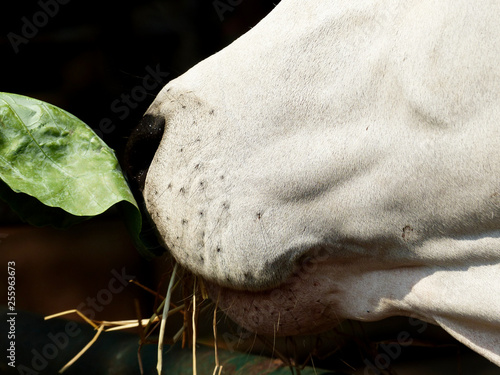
xmin=124 ymin=114 xmax=166 ymax=193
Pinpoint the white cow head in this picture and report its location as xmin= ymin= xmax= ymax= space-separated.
xmin=125 ymin=0 xmax=500 ymax=366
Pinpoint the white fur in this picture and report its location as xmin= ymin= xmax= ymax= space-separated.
xmin=143 ymin=0 xmax=500 ymax=365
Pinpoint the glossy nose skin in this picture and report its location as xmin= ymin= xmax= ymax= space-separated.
xmin=124 ymin=114 xmax=166 ymax=193
xmin=124 ymin=114 xmax=167 ymax=257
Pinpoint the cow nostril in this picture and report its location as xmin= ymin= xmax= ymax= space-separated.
xmin=124 ymin=114 xmax=166 ymax=193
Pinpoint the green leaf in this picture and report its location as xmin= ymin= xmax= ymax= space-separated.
xmin=0 ymin=92 xmax=162 ymax=258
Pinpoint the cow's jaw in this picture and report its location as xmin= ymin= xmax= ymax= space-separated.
xmin=201 ymin=256 xmax=423 ymax=336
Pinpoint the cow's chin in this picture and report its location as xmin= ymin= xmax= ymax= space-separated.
xmin=203 ymin=262 xmax=343 ymax=337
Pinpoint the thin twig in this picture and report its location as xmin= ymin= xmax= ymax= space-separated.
xmin=45 ymin=309 xmax=98 ymax=329
xmin=129 ymin=279 xmax=165 ymax=300
xmin=173 ymin=325 xmax=185 ymax=343
xmin=105 ymin=320 xmax=158 ymax=332
xmin=59 ymin=325 xmax=104 ymax=373
xmin=212 ymin=293 xmax=222 ymax=375
xmin=192 ymin=278 xmax=197 ymax=375
xmin=157 ymin=263 xmax=178 ymax=375
xmin=135 ymin=299 xmax=145 ymax=375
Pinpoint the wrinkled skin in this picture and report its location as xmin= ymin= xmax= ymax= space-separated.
xmin=125 ymin=0 xmax=500 ymax=366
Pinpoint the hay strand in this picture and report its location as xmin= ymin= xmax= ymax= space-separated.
xmin=212 ymin=294 xmax=223 ymax=375
xmin=157 ymin=263 xmax=178 ymax=375
xmin=45 ymin=309 xmax=99 ymax=329
xmin=192 ymin=278 xmax=198 ymax=375
xmin=59 ymin=324 xmax=104 ymax=373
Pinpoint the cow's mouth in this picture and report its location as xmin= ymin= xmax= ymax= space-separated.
xmin=201 ymin=255 xmax=342 ymax=337
xmin=125 ymin=115 xmax=341 ymax=336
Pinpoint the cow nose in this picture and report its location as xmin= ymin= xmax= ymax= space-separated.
xmin=124 ymin=114 xmax=166 ymax=193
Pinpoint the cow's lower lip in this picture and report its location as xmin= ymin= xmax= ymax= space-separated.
xmin=203 ymin=261 xmax=341 ymax=336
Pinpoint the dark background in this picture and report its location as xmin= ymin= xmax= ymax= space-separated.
xmin=0 ymin=0 xmax=278 ymax=161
